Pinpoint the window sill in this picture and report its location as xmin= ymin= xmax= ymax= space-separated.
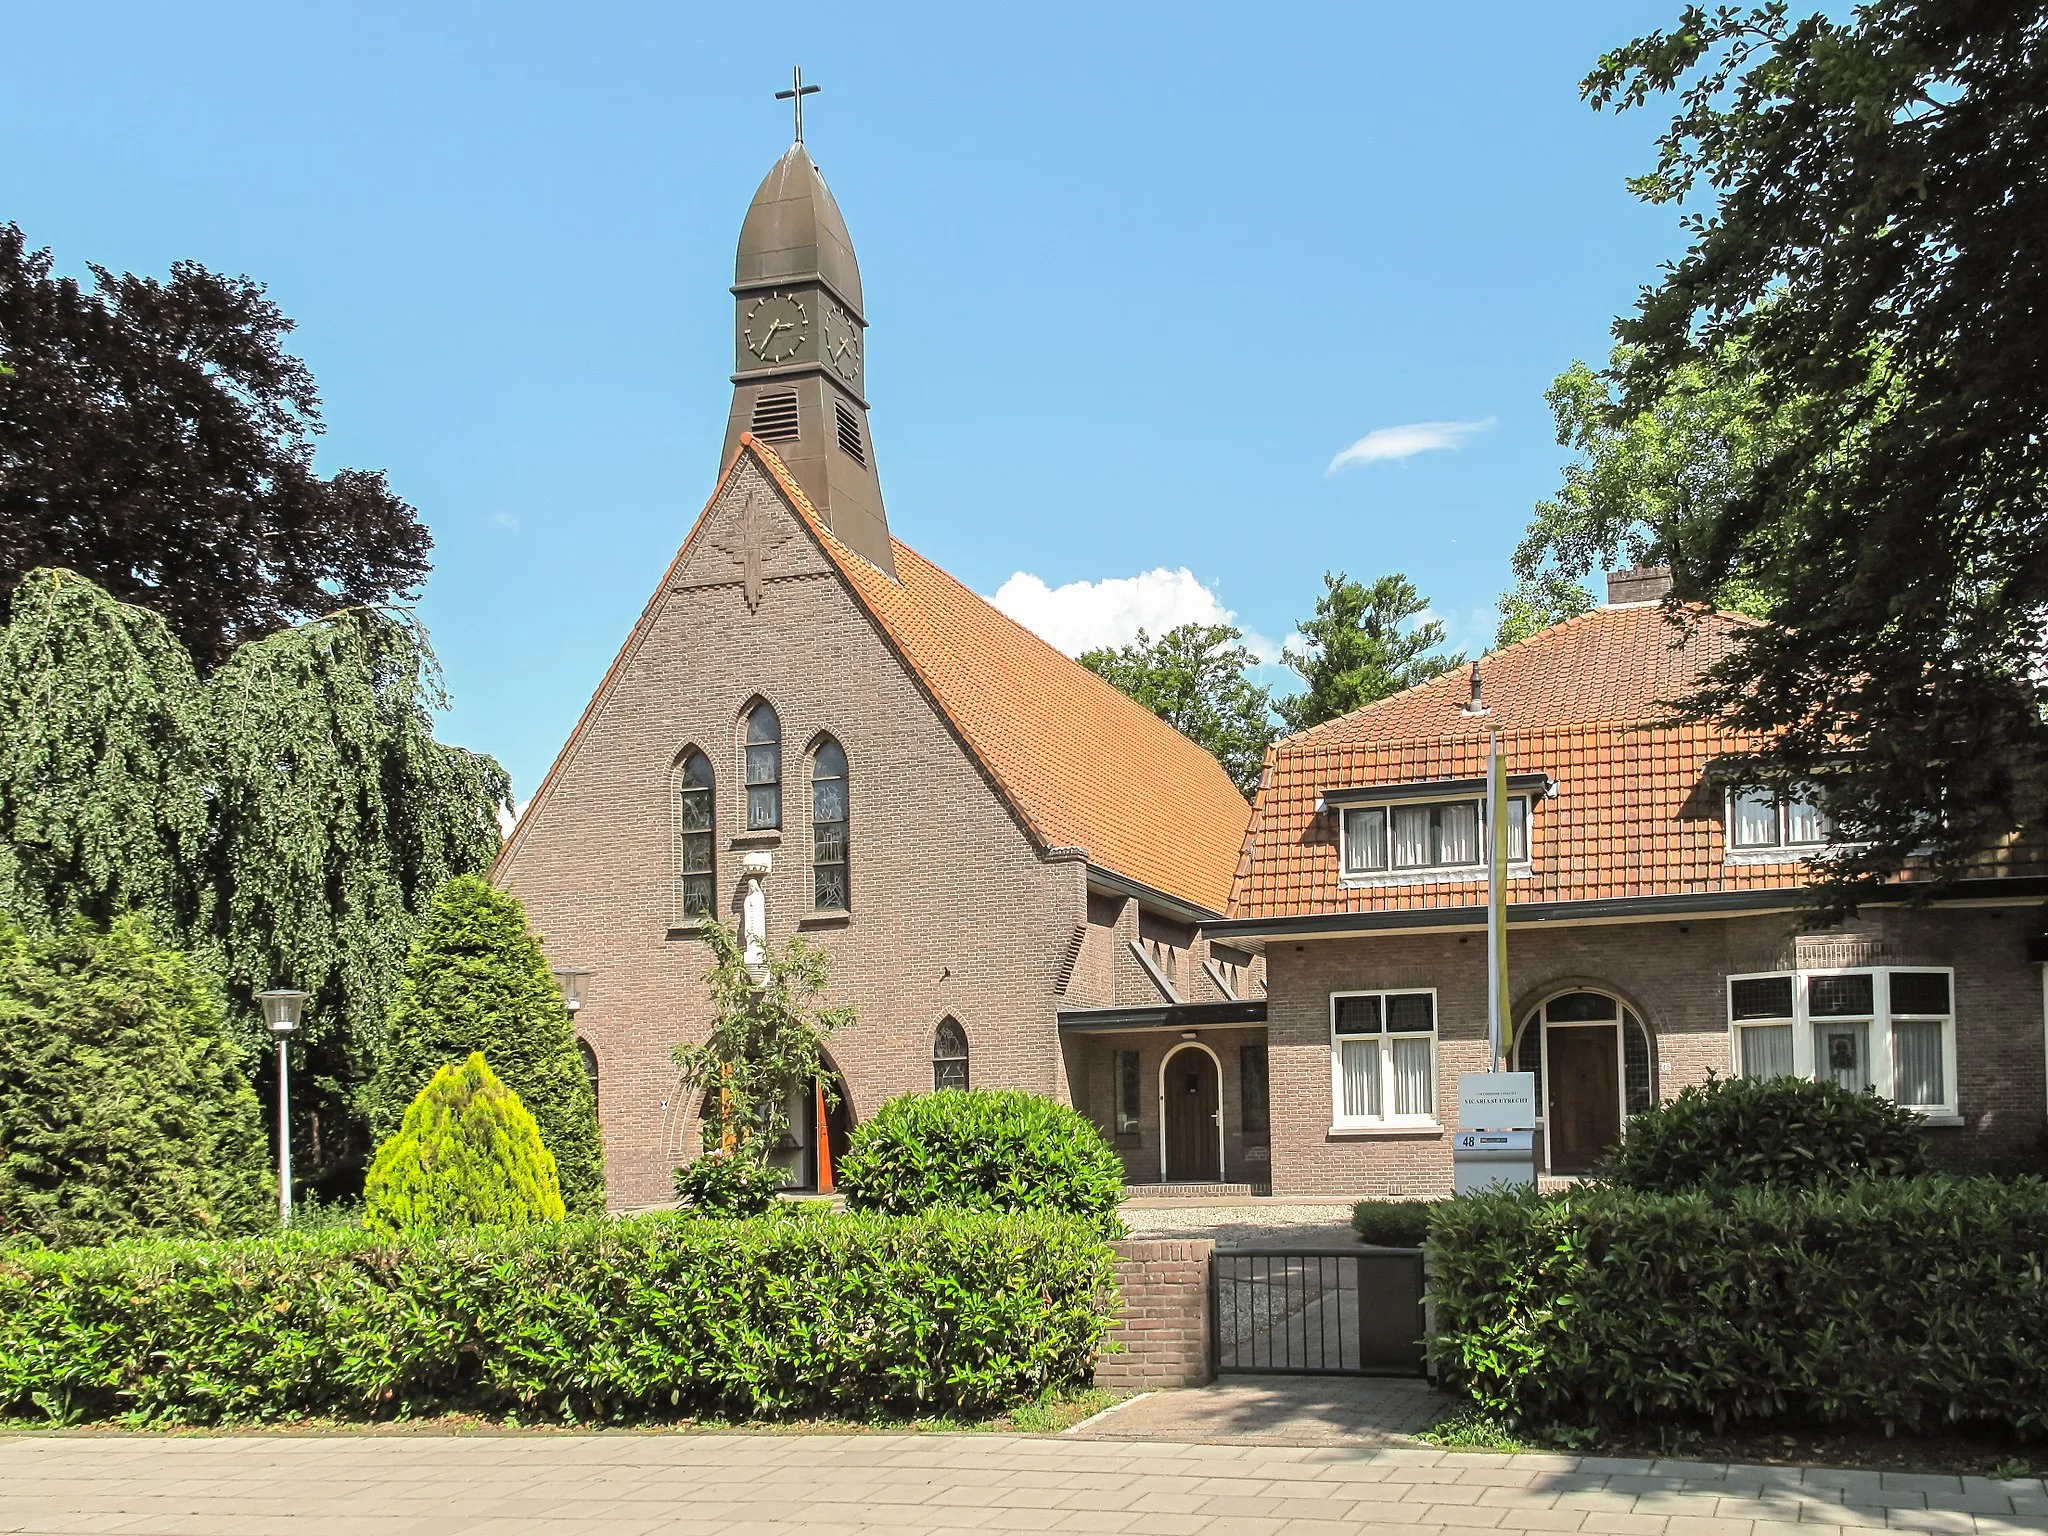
xmin=799 ymin=909 xmax=851 ymax=929
xmin=729 ymin=831 xmax=781 ymax=849
xmin=1339 ymin=865 xmax=1533 ymax=890
xmin=666 ymin=921 xmax=711 ymax=940
xmin=1916 ymin=1111 xmax=1965 ymax=1128
xmin=1327 ymin=1123 xmax=1444 ymax=1140
xmin=1722 ymin=848 xmax=1818 ymax=865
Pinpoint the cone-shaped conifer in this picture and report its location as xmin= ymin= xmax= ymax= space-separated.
xmin=369 ymin=875 xmax=603 ymax=1213
xmin=363 ymin=1052 xmax=566 ymax=1233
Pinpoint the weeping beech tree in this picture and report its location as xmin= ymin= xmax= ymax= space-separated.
xmin=0 ymin=568 xmax=511 ymax=1193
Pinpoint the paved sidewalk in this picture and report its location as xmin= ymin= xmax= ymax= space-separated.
xmin=1069 ymin=1375 xmax=1446 ymax=1443
xmin=6 ymin=1431 xmax=2048 ymax=1536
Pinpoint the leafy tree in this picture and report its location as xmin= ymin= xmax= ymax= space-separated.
xmin=1497 ymin=343 xmax=1792 ymax=647
xmin=1277 ymin=573 xmax=1463 ymax=733
xmin=369 ymin=876 xmax=602 ymax=1215
xmin=0 ymin=570 xmax=510 ymax=1197
xmin=673 ymin=920 xmax=853 ymax=1170
xmin=1079 ymin=622 xmax=1276 ymax=795
xmin=1585 ymin=1 xmax=2048 ymax=900
xmin=0 ymin=225 xmax=432 ymax=671
xmin=363 ymin=1052 xmax=566 ymax=1235
xmin=0 ymin=913 xmax=273 ymax=1248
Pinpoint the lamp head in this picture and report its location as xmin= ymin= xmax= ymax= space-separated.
xmin=255 ymin=988 xmax=310 ymax=1037
xmin=552 ymin=966 xmax=591 ymax=1014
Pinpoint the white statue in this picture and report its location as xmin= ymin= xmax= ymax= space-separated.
xmin=740 ymin=850 xmax=773 ymax=979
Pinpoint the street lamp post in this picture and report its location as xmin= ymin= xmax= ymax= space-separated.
xmin=256 ymin=988 xmax=310 ymax=1227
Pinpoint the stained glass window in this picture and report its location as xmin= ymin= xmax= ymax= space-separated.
xmin=811 ymin=738 xmax=848 ymax=911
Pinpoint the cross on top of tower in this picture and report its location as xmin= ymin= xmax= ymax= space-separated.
xmin=775 ymin=66 xmax=820 ymax=144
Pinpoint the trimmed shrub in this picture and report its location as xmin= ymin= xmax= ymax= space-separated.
xmin=1352 ymin=1199 xmax=1435 ymax=1248
xmin=363 ymin=1053 xmax=566 ymax=1235
xmin=1428 ymin=1176 xmax=2048 ymax=1435
xmin=838 ymin=1090 xmax=1125 ymax=1229
xmin=0 ymin=1208 xmax=1116 ymax=1424
xmin=1599 ymin=1073 xmax=1930 ymax=1194
xmin=0 ymin=915 xmax=273 ymax=1248
xmin=673 ymin=1148 xmax=785 ymax=1217
xmin=369 ymin=876 xmax=603 ymax=1215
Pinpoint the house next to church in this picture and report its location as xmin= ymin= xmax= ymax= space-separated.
xmin=495 ymin=136 xmax=1274 ymax=1210
xmin=1213 ymin=567 xmax=2048 ymax=1196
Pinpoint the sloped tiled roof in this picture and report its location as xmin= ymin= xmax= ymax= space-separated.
xmin=1231 ymin=605 xmax=1787 ymax=922
xmin=755 ymin=441 xmax=1253 ymax=915
xmin=1292 ymin=603 xmax=1753 ymax=746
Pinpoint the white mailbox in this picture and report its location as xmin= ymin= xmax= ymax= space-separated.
xmin=1453 ymin=1071 xmax=1538 ymax=1194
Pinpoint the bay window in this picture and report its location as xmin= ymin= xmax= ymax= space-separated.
xmin=1726 ymin=967 xmax=1956 ymax=1117
xmin=1331 ymin=989 xmax=1436 ymax=1126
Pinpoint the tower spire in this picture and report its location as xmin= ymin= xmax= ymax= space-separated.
xmin=775 ymin=66 xmax=820 ymax=145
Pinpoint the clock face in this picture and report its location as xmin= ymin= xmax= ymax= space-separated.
xmin=743 ymin=293 xmax=808 ymax=363
xmin=822 ymin=303 xmax=863 ymax=383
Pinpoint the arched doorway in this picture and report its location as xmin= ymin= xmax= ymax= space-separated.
xmin=1159 ymin=1042 xmax=1223 ymax=1183
xmin=1515 ymin=991 xmax=1656 ymax=1175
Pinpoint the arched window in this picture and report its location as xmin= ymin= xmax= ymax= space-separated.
xmin=675 ymin=749 xmax=715 ymax=919
xmin=744 ymin=702 xmax=781 ymax=830
xmin=811 ymin=738 xmax=849 ymax=910
xmin=933 ymin=1018 xmax=969 ymax=1092
xmin=577 ymin=1039 xmax=599 ymax=1108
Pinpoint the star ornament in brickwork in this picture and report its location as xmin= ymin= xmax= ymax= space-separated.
xmin=709 ymin=489 xmax=795 ymax=612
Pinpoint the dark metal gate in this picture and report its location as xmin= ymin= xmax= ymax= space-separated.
xmin=1211 ymin=1248 xmax=1427 ymax=1376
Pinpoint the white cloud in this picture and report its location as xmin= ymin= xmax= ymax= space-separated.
xmin=496 ymin=799 xmax=528 ymax=837
xmin=493 ymin=512 xmax=521 ymax=531
xmin=991 ymin=566 xmax=1281 ymax=661
xmin=1326 ymin=417 xmax=1496 ymax=474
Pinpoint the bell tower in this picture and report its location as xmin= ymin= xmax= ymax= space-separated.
xmin=720 ymin=79 xmax=893 ymax=577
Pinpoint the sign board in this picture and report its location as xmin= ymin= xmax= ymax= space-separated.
xmin=1453 ymin=1130 xmax=1533 ymax=1154
xmin=1457 ymin=1071 xmax=1537 ymax=1130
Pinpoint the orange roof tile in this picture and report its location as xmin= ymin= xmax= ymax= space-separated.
xmin=752 ymin=441 xmax=1252 ymax=915
xmin=1233 ymin=606 xmax=1794 ymax=922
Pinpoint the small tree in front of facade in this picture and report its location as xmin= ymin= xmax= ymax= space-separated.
xmin=671 ymin=920 xmax=852 ymax=1214
xmin=363 ymin=1052 xmax=565 ymax=1234
xmin=369 ymin=875 xmax=603 ymax=1215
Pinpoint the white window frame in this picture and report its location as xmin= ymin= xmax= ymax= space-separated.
xmin=1339 ymin=795 xmax=1531 ymax=884
xmin=1725 ymin=788 xmax=1831 ymax=854
xmin=1724 ymin=966 xmax=1959 ymax=1120
xmin=1329 ymin=988 xmax=1439 ymax=1129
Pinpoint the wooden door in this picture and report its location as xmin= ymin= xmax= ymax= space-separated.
xmin=1165 ymin=1050 xmax=1220 ymax=1181
xmin=1546 ymin=1026 xmax=1620 ymax=1174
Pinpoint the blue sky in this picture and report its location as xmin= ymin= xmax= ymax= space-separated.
xmin=5 ymin=1 xmax=1688 ymax=799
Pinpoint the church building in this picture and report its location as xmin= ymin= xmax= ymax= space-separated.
xmin=496 ymin=132 xmax=1269 ymax=1209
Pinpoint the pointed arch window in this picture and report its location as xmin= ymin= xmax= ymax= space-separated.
xmin=933 ymin=1018 xmax=969 ymax=1092
xmin=744 ymin=702 xmax=781 ymax=830
xmin=675 ymin=749 xmax=715 ymax=919
xmin=812 ymin=738 xmax=849 ymax=911
xmin=577 ymin=1039 xmax=599 ymax=1108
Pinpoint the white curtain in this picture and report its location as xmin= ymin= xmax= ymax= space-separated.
xmin=1340 ymin=1039 xmax=1381 ymax=1118
xmin=1731 ymin=791 xmax=1780 ymax=848
xmin=1391 ymin=806 xmax=1430 ymax=868
xmin=1440 ymin=803 xmax=1479 ymax=865
xmin=1739 ymin=1024 xmax=1795 ymax=1079
xmin=1892 ymin=1020 xmax=1945 ymax=1106
xmin=1785 ymin=797 xmax=1829 ymax=845
xmin=1391 ymin=1036 xmax=1433 ymax=1117
xmin=1344 ymin=807 xmax=1387 ymax=873
xmin=1815 ymin=1022 xmax=1869 ymax=1091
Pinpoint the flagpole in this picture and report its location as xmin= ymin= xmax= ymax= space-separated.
xmin=1486 ymin=730 xmax=1509 ymax=1070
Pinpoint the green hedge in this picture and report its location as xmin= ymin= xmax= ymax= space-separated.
xmin=839 ymin=1090 xmax=1125 ymax=1230
xmin=0 ymin=1209 xmax=1115 ymax=1425
xmin=1428 ymin=1177 xmax=2048 ymax=1435
xmin=1352 ymin=1199 xmax=1435 ymax=1247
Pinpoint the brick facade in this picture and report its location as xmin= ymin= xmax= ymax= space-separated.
xmin=1261 ymin=905 xmax=2046 ymax=1196
xmin=1096 ymin=1239 xmax=1215 ymax=1390
xmin=498 ymin=456 xmax=1093 ymax=1208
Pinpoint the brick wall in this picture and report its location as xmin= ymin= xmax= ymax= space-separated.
xmin=1262 ymin=905 xmax=2046 ymax=1197
xmin=1097 ymin=1239 xmax=1214 ymax=1390
xmin=498 ymin=455 xmax=1090 ymax=1208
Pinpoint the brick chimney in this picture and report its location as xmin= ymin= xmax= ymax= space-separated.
xmin=1606 ymin=566 xmax=1674 ymax=606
